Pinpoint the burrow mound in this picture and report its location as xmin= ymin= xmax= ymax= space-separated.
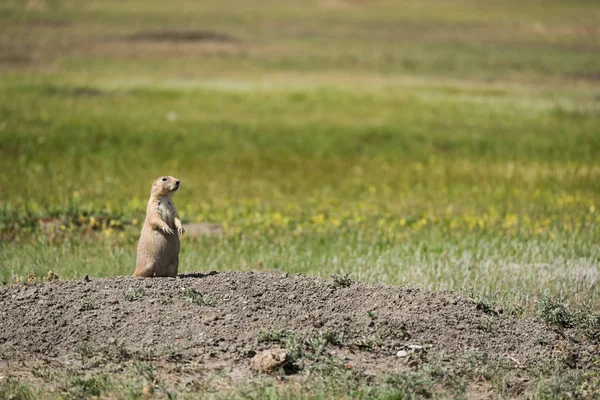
xmin=0 ymin=272 xmax=594 ymax=376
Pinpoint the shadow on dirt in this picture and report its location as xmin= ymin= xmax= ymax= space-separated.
xmin=178 ymin=271 xmax=218 ymax=279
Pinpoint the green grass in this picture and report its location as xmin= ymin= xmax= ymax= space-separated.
xmin=183 ymin=287 xmax=216 ymax=306
xmin=1 ymin=349 xmax=598 ymax=399
xmin=1 ymin=82 xmax=598 ymax=310
xmin=0 ymin=0 xmax=599 ymax=315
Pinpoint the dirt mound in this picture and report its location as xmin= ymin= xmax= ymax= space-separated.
xmin=0 ymin=272 xmax=597 ymax=397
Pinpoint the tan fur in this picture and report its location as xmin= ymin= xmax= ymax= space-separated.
xmin=134 ymin=176 xmax=184 ymax=277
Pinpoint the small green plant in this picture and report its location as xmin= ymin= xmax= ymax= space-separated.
xmin=462 ymin=287 xmax=500 ymax=316
xmin=124 ymin=286 xmax=146 ymax=302
xmin=330 ymin=272 xmax=353 ymax=288
xmin=306 ymin=335 xmax=328 ymax=356
xmin=305 ymin=331 xmax=346 ymax=357
xmin=536 ymin=295 xmax=573 ymax=328
xmin=134 ymin=362 xmax=157 ymax=384
xmin=134 ymin=363 xmax=177 ymax=400
xmin=258 ymin=330 xmax=302 ymax=362
xmin=535 ymin=296 xmax=600 ymax=340
xmin=355 ymin=332 xmax=383 ymax=351
xmin=385 ymin=371 xmax=434 ymax=399
xmin=320 ymin=330 xmax=345 ymax=347
xmin=258 ymin=330 xmax=289 ymax=343
xmin=80 ymin=296 xmax=96 ymax=311
xmin=306 ymin=356 xmax=348 ymax=377
xmin=461 ymin=287 xmax=525 ymax=317
xmin=282 ymin=334 xmax=302 ymax=363
xmin=532 ymin=360 xmax=599 ymax=400
xmin=572 ymin=302 xmax=600 ymax=338
xmin=75 ymin=340 xmax=95 ymax=367
xmin=183 ymin=288 xmax=216 ymax=307
xmin=0 ymin=378 xmax=37 ymax=400
xmin=572 ymin=303 xmax=600 ymax=342
xmin=63 ymin=375 xmax=109 ymax=399
xmin=368 ymin=311 xmax=377 ymax=321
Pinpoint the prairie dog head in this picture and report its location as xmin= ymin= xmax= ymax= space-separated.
xmin=151 ymin=176 xmax=180 ymax=197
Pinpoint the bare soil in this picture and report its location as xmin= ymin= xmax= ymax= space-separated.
xmin=0 ymin=272 xmax=598 ymax=397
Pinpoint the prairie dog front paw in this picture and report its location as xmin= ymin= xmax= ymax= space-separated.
xmin=161 ymin=225 xmax=175 ymax=235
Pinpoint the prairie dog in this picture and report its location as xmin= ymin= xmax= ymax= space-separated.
xmin=134 ymin=176 xmax=184 ymax=277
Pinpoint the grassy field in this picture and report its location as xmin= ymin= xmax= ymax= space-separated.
xmin=1 ymin=0 xmax=600 ymax=398
xmin=1 ymin=0 xmax=599 ymax=309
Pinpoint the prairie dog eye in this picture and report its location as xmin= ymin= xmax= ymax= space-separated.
xmin=161 ymin=177 xmax=167 ymax=182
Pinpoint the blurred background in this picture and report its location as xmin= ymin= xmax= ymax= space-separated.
xmin=1 ymin=0 xmax=599 ymax=309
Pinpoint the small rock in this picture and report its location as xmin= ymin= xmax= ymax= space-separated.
xmin=408 ymin=344 xmax=423 ymax=351
xmin=396 ymin=350 xmax=408 ymax=357
xmin=250 ymin=349 xmax=288 ymax=372
xmin=142 ymin=385 xmax=153 ymax=399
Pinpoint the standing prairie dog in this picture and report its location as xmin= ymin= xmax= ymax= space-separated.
xmin=134 ymin=176 xmax=185 ymax=277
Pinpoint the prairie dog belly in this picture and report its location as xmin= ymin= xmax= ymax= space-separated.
xmin=143 ymin=227 xmax=179 ymax=259
xmin=157 ymin=200 xmax=177 ymax=228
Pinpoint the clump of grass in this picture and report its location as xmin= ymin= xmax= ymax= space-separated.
xmin=0 ymin=377 xmax=37 ymax=400
xmin=183 ymin=288 xmax=216 ymax=307
xmin=354 ymin=332 xmax=384 ymax=351
xmin=303 ymin=331 xmax=346 ymax=361
xmin=532 ymin=359 xmax=600 ymax=399
xmin=134 ymin=363 xmax=176 ymax=400
xmin=80 ymin=296 xmax=96 ymax=311
xmin=536 ymin=295 xmax=574 ymax=328
xmin=259 ymin=330 xmax=302 ymax=362
xmin=536 ymin=296 xmax=600 ymax=340
xmin=330 ymin=272 xmax=353 ymax=288
xmin=319 ymin=330 xmax=346 ymax=347
xmin=385 ymin=372 xmax=434 ymax=399
xmin=305 ymin=335 xmax=330 ymax=356
xmin=258 ymin=330 xmax=289 ymax=343
xmin=462 ymin=287 xmax=525 ymax=317
xmin=259 ymin=329 xmax=347 ymax=371
xmin=124 ymin=287 xmax=145 ymax=302
xmin=572 ymin=302 xmax=600 ymax=341
xmin=62 ymin=375 xmax=109 ymax=399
